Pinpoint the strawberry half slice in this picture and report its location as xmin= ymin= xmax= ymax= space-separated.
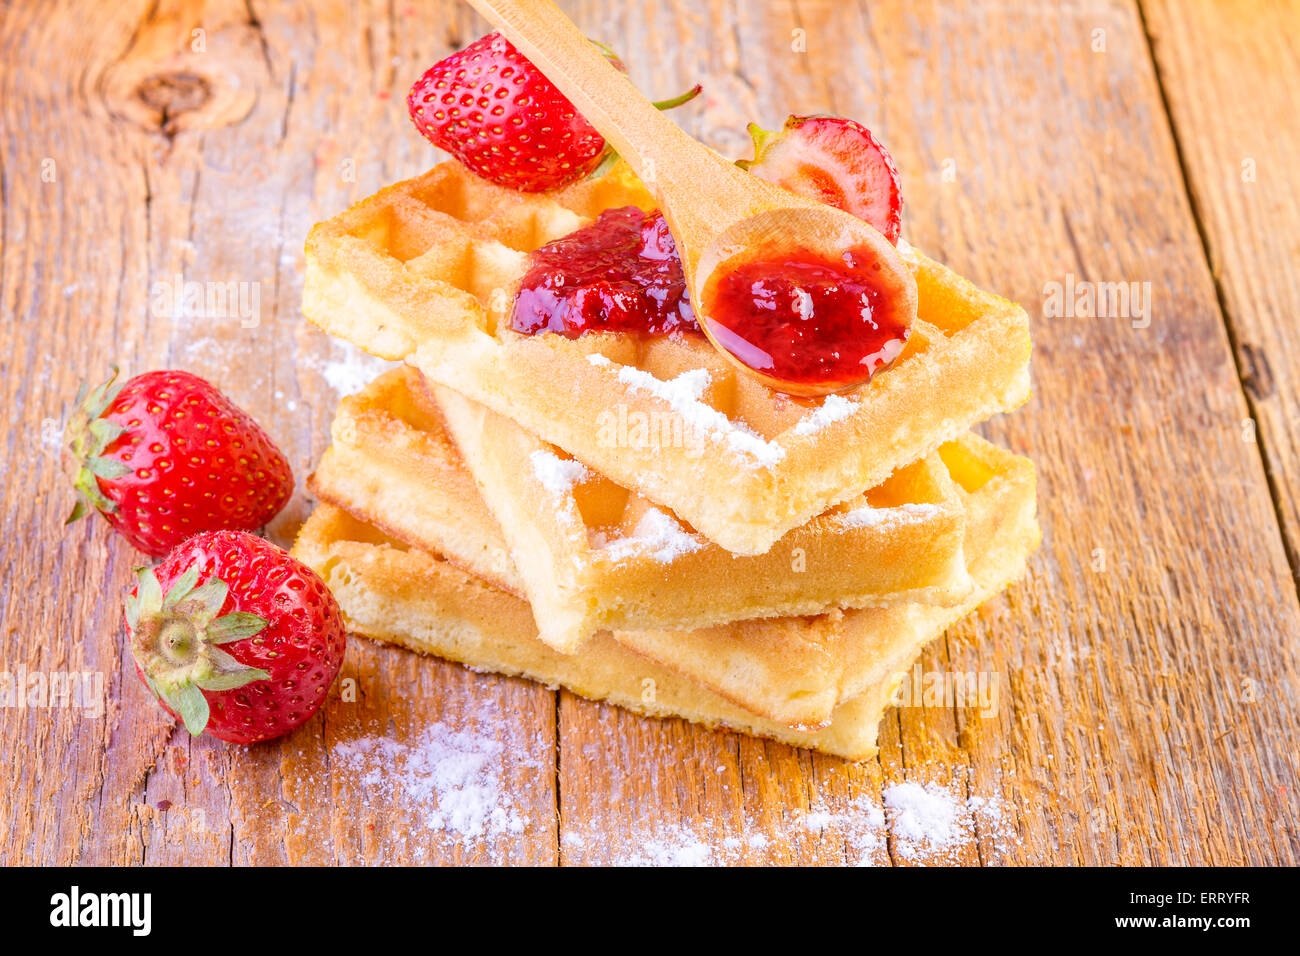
xmin=737 ymin=115 xmax=903 ymax=244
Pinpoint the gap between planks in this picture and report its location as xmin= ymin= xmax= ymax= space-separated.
xmin=1134 ymin=0 xmax=1300 ymax=602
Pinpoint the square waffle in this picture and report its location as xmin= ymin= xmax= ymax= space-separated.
xmin=294 ymin=505 xmax=902 ymax=758
xmin=292 ymin=431 xmax=1037 ymax=757
xmin=303 ymin=161 xmax=1032 ymax=555
xmin=298 ymin=370 xmax=1039 ymax=732
xmin=309 ymin=367 xmax=973 ymax=653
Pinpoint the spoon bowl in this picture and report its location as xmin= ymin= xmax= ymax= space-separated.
xmin=466 ymin=0 xmax=918 ymax=395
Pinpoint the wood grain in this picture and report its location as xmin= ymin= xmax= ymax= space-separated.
xmin=1142 ymin=0 xmax=1300 ymax=589
xmin=2 ymin=0 xmax=1298 ymax=865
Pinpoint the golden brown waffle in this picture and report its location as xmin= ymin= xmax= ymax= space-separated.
xmin=299 ymin=368 xmax=1039 ymax=732
xmin=303 ymin=161 xmax=1032 ymax=555
xmin=294 ymin=505 xmax=901 ymax=758
xmin=292 ymin=430 xmax=1037 ymax=758
xmin=309 ymin=367 xmax=973 ymax=653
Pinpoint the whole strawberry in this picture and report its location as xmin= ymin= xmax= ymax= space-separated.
xmin=738 ymin=115 xmax=904 ymax=244
xmin=407 ymin=32 xmax=604 ymax=192
xmin=125 ymin=530 xmax=347 ymax=743
xmin=64 ymin=368 xmax=293 ymax=557
xmin=407 ymin=32 xmax=699 ymax=192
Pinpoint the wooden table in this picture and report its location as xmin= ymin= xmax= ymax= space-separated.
xmin=3 ymin=0 xmax=1298 ymax=866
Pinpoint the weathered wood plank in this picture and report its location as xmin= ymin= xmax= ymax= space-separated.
xmin=550 ymin=0 xmax=1300 ymax=865
xmin=853 ymin=0 xmax=1300 ymax=864
xmin=1142 ymin=0 xmax=1300 ymax=589
xmin=0 ymin=0 xmax=560 ymax=866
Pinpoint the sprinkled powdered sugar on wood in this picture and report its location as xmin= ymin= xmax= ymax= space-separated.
xmin=323 ymin=696 xmax=1017 ymax=865
xmin=41 ymin=416 xmax=64 ymax=450
xmin=588 ymin=506 xmax=705 ymax=563
xmin=792 ymin=393 xmax=861 ymax=436
xmin=529 ymin=448 xmax=589 ymax=497
xmin=883 ymin=782 xmax=1011 ymax=862
xmin=330 ymin=721 xmax=537 ymax=846
xmin=586 ymin=353 xmax=784 ymax=467
xmin=562 ymin=779 xmax=1016 ymax=866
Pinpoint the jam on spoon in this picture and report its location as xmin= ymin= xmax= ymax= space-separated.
xmin=697 ymin=244 xmax=912 ymax=396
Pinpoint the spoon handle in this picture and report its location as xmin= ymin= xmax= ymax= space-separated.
xmin=465 ymin=0 xmax=705 ymax=193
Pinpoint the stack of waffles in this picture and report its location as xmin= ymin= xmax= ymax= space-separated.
xmin=292 ymin=161 xmax=1038 ymax=760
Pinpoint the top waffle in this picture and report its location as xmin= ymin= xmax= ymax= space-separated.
xmin=304 ymin=161 xmax=1031 ymax=554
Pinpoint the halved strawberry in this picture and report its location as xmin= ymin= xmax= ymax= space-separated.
xmin=737 ymin=115 xmax=903 ymax=244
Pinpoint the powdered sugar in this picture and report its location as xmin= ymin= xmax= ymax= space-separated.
xmin=40 ymin=416 xmax=63 ymax=450
xmin=331 ymin=721 xmax=532 ymax=842
xmin=529 ymin=448 xmax=589 ymax=497
xmin=587 ymin=353 xmax=784 ymax=467
xmin=589 ymin=507 xmax=705 ymax=563
xmin=882 ymin=782 xmax=1012 ymax=862
xmin=310 ymin=342 xmax=398 ymax=397
xmin=895 ymin=236 xmax=921 ymax=266
xmin=326 ymin=710 xmax=1014 ymax=865
xmin=563 ymin=782 xmax=1012 ymax=867
xmin=792 ymin=394 xmax=860 ymax=436
xmin=802 ymin=795 xmax=889 ymax=864
xmin=835 ymin=501 xmax=942 ymax=529
xmin=570 ymin=826 xmax=716 ymax=866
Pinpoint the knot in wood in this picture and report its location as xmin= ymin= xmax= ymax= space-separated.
xmin=135 ymin=71 xmax=212 ymax=135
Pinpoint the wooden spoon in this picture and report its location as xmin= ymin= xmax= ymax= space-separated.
xmin=465 ymin=0 xmax=918 ymax=396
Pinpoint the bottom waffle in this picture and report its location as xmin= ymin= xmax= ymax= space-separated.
xmin=295 ymin=505 xmax=900 ymax=758
xmin=292 ymin=435 xmax=1038 ymax=759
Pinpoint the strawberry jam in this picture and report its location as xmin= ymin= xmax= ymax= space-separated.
xmin=511 ymin=206 xmax=698 ymax=337
xmin=699 ymin=247 xmax=911 ymax=393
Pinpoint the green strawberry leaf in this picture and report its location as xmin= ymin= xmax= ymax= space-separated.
xmin=194 ymin=645 xmax=269 ymax=692
xmin=650 ymin=84 xmax=702 ymax=112
xmin=70 ymin=467 xmax=117 ymax=516
xmin=124 ymin=589 xmax=140 ymax=631
xmin=182 ymin=579 xmax=228 ymax=620
xmin=163 ymin=682 xmax=211 ymax=736
xmin=87 ymin=417 xmax=125 ymax=450
xmin=194 ymin=671 xmax=268 ymax=692
xmin=163 ymin=564 xmax=202 ymax=609
xmin=84 ymin=456 xmax=131 ymax=480
xmin=135 ymin=567 xmax=163 ymax=619
xmin=208 ymin=612 xmax=268 ymax=644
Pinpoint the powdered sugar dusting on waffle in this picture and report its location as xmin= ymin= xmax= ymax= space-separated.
xmin=586 ymin=354 xmax=784 ymax=467
xmin=529 ymin=449 xmax=588 ymax=497
xmin=835 ymin=502 xmax=942 ymax=529
xmin=590 ymin=507 xmax=705 ymax=563
xmin=792 ymin=394 xmax=860 ymax=436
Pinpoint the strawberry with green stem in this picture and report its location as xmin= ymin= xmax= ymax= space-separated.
xmin=125 ymin=530 xmax=347 ymax=744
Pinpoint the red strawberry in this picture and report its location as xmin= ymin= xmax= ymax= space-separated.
xmin=406 ymin=32 xmax=700 ymax=192
xmin=64 ymin=368 xmax=293 ymax=557
xmin=737 ymin=115 xmax=903 ymax=244
xmin=124 ymin=530 xmax=347 ymax=743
